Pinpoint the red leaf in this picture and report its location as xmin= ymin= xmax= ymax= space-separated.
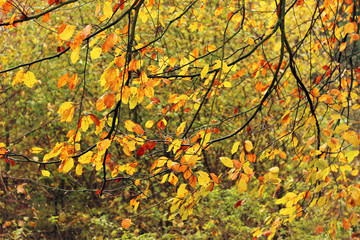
xmin=120 ymin=0 xmax=125 ymax=10
xmin=246 ymin=126 xmax=251 ymax=135
xmin=96 ymin=189 xmax=101 ymax=195
xmin=109 ymin=160 xmax=114 ymax=171
xmin=77 ymin=116 xmax=82 ymax=129
xmin=105 ymin=153 xmax=111 ymax=164
xmin=144 ymin=141 xmax=156 ymax=150
xmin=235 ymin=200 xmax=245 ymax=208
xmin=136 ymin=146 xmax=145 ymax=157
xmin=10 ymin=159 xmax=16 ymax=167
xmin=234 ymin=107 xmax=238 ymax=115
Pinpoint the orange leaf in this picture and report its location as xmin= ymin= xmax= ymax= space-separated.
xmin=58 ymin=73 xmax=69 ymax=88
xmin=96 ymin=96 xmax=106 ymax=111
xmin=121 ymin=218 xmax=131 ymax=229
xmin=103 ymin=93 xmax=115 ymax=108
xmin=102 ymin=33 xmax=118 ymax=53
xmin=210 ymin=173 xmax=219 ymax=183
xmin=316 ymin=225 xmax=324 ymax=234
xmin=343 ymin=218 xmax=350 ymax=230
xmin=133 ymin=124 xmax=144 ymax=135
xmin=89 ymin=114 xmax=100 ymax=126
xmin=247 ymin=153 xmax=256 ymax=162
xmin=189 ymin=175 xmax=197 ymax=188
xmin=42 ymin=13 xmax=50 ymax=22
xmin=68 ymin=74 xmax=78 ymax=90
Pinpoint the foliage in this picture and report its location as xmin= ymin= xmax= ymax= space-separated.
xmin=1 ymin=0 xmax=360 ymax=239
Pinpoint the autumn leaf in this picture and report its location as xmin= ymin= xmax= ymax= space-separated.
xmin=235 ymin=200 xmax=245 ymax=208
xmin=57 ymin=102 xmax=75 ymax=122
xmin=30 ymin=147 xmax=43 ymax=154
xmin=121 ymin=218 xmax=131 ymax=229
xmin=68 ymin=74 xmax=78 ymax=90
xmin=103 ymin=93 xmax=115 ymax=108
xmin=343 ymin=218 xmax=350 ymax=230
xmin=145 ymin=120 xmax=154 ymax=128
xmin=41 ymin=170 xmax=51 ymax=177
xmin=201 ymin=64 xmax=209 ymax=79
xmin=244 ymin=140 xmax=253 ymax=152
xmin=23 ymin=71 xmax=37 ymax=88
xmin=58 ymin=73 xmax=69 ymax=88
xmin=176 ymin=122 xmax=186 ymax=136
xmin=220 ymin=157 xmax=234 ymax=168
xmin=59 ymin=24 xmax=76 ymax=41
xmin=102 ymin=33 xmax=118 ymax=53
xmin=75 ymin=164 xmax=83 ymax=175
xmin=90 ymin=47 xmax=102 ymax=60
xmin=62 ymin=158 xmax=74 ymax=173
xmin=197 ymin=171 xmax=210 ymax=186
xmin=231 ymin=142 xmax=240 ymax=154
xmin=71 ymin=47 xmax=80 ymax=64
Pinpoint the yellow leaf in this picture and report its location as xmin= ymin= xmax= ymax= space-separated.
xmin=41 ymin=170 xmax=50 ymax=177
xmin=145 ymin=120 xmax=154 ymax=128
xmin=90 ymin=47 xmax=102 ymax=60
xmin=168 ymin=172 xmax=178 ymax=186
xmin=177 ymin=183 xmax=188 ymax=198
xmin=157 ymin=157 xmax=168 ymax=167
xmin=208 ymin=45 xmax=216 ymax=52
xmin=197 ymin=171 xmax=210 ymax=186
xmin=71 ymin=47 xmax=80 ymax=64
xmin=317 ymin=196 xmax=326 ymax=207
xmin=63 ymin=158 xmax=74 ymax=173
xmin=125 ymin=120 xmax=136 ymax=132
xmin=223 ymin=81 xmax=232 ymax=88
xmin=176 ymin=122 xmax=186 ymax=136
xmin=345 ymin=150 xmax=359 ymax=163
xmin=59 ymin=24 xmax=76 ymax=41
xmin=161 ymin=174 xmax=168 ymax=183
xmin=75 ymin=164 xmax=83 ymax=175
xmin=78 ymin=151 xmax=93 ymax=164
xmin=57 ymin=102 xmax=75 ymax=122
xmin=23 ymin=71 xmax=37 ymax=88
xmin=30 ymin=147 xmax=43 ymax=154
xmin=220 ymin=157 xmax=234 ymax=168
xmin=103 ymin=1 xmax=113 ymax=19
xmin=339 ymin=42 xmax=347 ymax=52
xmin=201 ymin=64 xmax=209 ymax=79
xmin=269 ymin=167 xmax=279 ymax=173
xmin=244 ymin=140 xmax=253 ymax=152
xmin=12 ymin=69 xmax=24 ymax=86
xmin=129 ymin=95 xmax=137 ymax=109
xmin=342 ymin=131 xmax=360 ymax=147
xmin=231 ymin=142 xmax=240 ymax=154
xmin=81 ymin=116 xmax=89 ymax=132
xmin=248 ymin=38 xmax=255 ymax=45
xmin=238 ymin=177 xmax=247 ymax=193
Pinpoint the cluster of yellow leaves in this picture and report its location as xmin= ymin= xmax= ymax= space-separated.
xmin=12 ymin=70 xmax=38 ymax=88
xmin=111 ymin=161 xmax=138 ymax=177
